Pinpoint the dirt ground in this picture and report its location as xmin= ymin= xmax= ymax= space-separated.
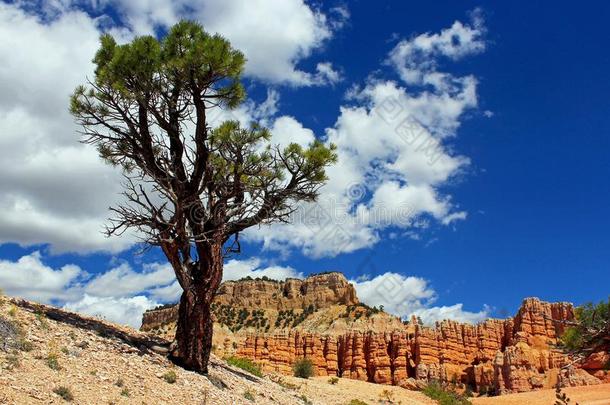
xmin=1 ymin=296 xmax=607 ymax=405
xmin=472 ymin=383 xmax=610 ymax=405
xmin=277 ymin=375 xmax=436 ymax=405
xmin=0 ymin=297 xmax=433 ymax=405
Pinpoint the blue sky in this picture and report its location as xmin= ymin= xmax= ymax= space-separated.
xmin=0 ymin=0 xmax=608 ymax=327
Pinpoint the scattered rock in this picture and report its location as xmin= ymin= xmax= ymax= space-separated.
xmin=398 ymin=377 xmax=426 ymax=390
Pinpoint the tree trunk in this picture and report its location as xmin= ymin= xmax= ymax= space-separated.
xmin=169 ymin=241 xmax=223 ymax=373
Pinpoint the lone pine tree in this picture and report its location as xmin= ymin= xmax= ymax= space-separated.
xmin=71 ymin=21 xmax=336 ymax=373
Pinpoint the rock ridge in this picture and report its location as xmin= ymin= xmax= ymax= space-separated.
xmin=140 ymin=276 xmax=605 ymax=395
xmin=233 ymin=298 xmax=601 ymax=394
xmin=141 ymin=272 xmax=359 ymax=333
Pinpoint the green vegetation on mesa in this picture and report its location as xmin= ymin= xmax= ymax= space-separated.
xmin=340 ymin=303 xmax=383 ymax=320
xmin=211 ymin=303 xmax=318 ymax=332
xmin=275 ymin=304 xmax=317 ymax=328
xmin=211 ymin=304 xmax=271 ymax=333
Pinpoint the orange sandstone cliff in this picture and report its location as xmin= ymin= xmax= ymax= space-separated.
xmin=235 ymin=298 xmax=601 ymax=394
xmin=141 ymin=273 xmax=604 ymax=395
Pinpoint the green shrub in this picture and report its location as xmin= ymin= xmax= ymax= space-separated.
xmin=422 ymin=381 xmax=472 ymax=405
xmin=8 ymin=305 xmax=17 ymax=317
xmin=225 ymin=356 xmax=263 ymax=377
xmin=560 ymin=326 xmax=584 ymax=352
xmin=35 ymin=311 xmax=49 ymax=330
xmin=299 ymin=394 xmax=312 ymax=404
xmin=18 ymin=338 xmax=33 ymax=352
xmin=328 ymin=376 xmax=339 ymax=385
xmin=46 ymin=353 xmax=60 ymax=370
xmin=163 ymin=370 xmax=177 ymax=384
xmin=53 ymin=386 xmax=74 ymax=401
xmin=243 ymin=390 xmax=255 ymax=401
xmin=347 ymin=400 xmax=368 ymax=405
xmin=379 ymin=389 xmax=394 ymax=402
xmin=120 ymin=388 xmax=130 ymax=397
xmin=4 ymin=353 xmax=20 ymax=370
xmin=293 ymin=358 xmax=314 ymax=379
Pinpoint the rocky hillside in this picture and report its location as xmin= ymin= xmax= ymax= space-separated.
xmin=0 ymin=295 xmax=438 ymax=404
xmin=2 ymin=294 xmax=609 ymax=404
xmin=141 ymin=272 xmax=384 ymax=339
xmin=141 ymin=274 xmax=610 ymax=397
xmin=235 ymin=298 xmax=606 ymax=394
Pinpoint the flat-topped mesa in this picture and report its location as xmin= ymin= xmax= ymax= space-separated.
xmin=141 ymin=305 xmax=178 ymax=333
xmin=216 ymin=272 xmax=359 ymax=311
xmin=141 ymin=272 xmax=359 ymax=332
xmin=140 ymin=274 xmax=602 ymax=395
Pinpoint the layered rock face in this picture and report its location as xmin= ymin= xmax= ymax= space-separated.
xmin=235 ymin=298 xmax=602 ymax=394
xmin=141 ymin=275 xmax=604 ymax=395
xmin=141 ymin=272 xmax=359 ymax=333
xmin=141 ymin=305 xmax=178 ymax=333
xmin=215 ymin=272 xmax=359 ymax=310
xmin=581 ymin=345 xmax=610 ymax=383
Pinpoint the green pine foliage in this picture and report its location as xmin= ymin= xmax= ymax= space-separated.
xmin=560 ymin=297 xmax=610 ymax=353
xmin=70 ymin=20 xmax=337 ymax=374
xmin=340 ymin=303 xmax=383 ymax=320
xmin=211 ymin=303 xmax=270 ymax=332
xmin=274 ymin=305 xmax=317 ymax=329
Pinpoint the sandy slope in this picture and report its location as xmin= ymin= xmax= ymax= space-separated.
xmin=472 ymin=384 xmax=610 ymax=405
xmin=277 ymin=376 xmax=436 ymax=405
xmin=0 ymin=297 xmax=432 ymax=405
xmin=5 ymin=296 xmax=605 ymax=405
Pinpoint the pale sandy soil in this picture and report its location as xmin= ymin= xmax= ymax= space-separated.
xmin=0 ymin=298 xmax=433 ymax=405
xmin=0 ymin=298 xmax=306 ymax=405
xmin=277 ymin=375 xmax=436 ymax=405
xmin=3 ymin=296 xmax=606 ymax=405
xmin=472 ymin=383 xmax=610 ymax=405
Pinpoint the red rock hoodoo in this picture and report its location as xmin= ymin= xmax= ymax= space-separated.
xmin=235 ymin=298 xmax=601 ymax=393
xmin=140 ymin=274 xmax=606 ymax=394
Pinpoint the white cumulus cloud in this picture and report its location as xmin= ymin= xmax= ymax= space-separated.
xmin=245 ymin=13 xmax=482 ymax=257
xmin=388 ymin=9 xmax=485 ymax=90
xmin=67 ymin=0 xmax=347 ymax=86
xmin=0 ymin=251 xmax=303 ymax=327
xmin=0 ymin=4 xmax=132 ymax=254
xmin=64 ymin=294 xmax=159 ymax=329
xmin=351 ymin=272 xmax=489 ymax=325
xmin=0 ymin=251 xmax=83 ymax=303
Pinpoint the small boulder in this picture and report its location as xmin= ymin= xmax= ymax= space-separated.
xmin=398 ymin=377 xmax=426 ymax=390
